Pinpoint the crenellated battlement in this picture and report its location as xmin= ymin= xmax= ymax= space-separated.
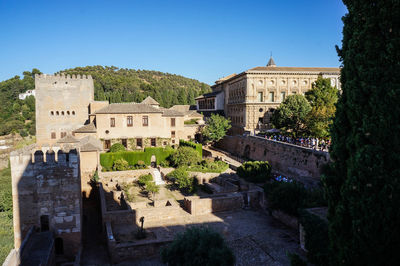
xmin=34 ymin=73 xmax=92 ymax=80
xmin=10 ymin=144 xmax=79 ymax=166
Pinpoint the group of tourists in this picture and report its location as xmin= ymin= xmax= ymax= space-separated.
xmin=261 ymin=134 xmax=330 ymax=151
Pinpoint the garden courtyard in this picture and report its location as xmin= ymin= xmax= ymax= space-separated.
xmin=92 ymin=141 xmax=325 ymax=265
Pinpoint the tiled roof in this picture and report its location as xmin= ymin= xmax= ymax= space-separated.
xmin=79 ymin=136 xmax=103 ymax=152
xmin=169 ymin=105 xmax=197 ymax=112
xmin=95 ymin=103 xmax=163 ymax=114
xmin=73 ymin=123 xmax=97 ymax=133
xmin=248 ymin=66 xmax=340 ymax=73
xmin=161 ymin=108 xmax=185 ymax=117
xmin=141 ymin=96 xmax=159 ymax=105
xmin=57 ymin=135 xmax=80 ymax=144
xmin=195 ymin=90 xmax=223 ymax=100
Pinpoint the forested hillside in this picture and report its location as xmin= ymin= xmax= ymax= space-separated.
xmin=0 ymin=66 xmax=211 ymax=136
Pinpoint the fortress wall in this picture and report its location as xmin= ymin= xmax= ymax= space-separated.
xmin=10 ymin=147 xmax=82 ymax=259
xmin=216 ymin=135 xmax=330 ymax=180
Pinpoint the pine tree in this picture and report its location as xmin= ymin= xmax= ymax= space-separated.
xmin=323 ymin=1 xmax=400 ymax=265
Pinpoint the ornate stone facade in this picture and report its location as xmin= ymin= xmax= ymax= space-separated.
xmin=210 ymin=58 xmax=341 ymax=133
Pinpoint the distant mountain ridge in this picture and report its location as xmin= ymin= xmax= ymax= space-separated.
xmin=0 ymin=66 xmax=211 ymax=136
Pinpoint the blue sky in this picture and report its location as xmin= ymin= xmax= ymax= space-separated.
xmin=0 ymin=0 xmax=346 ymax=85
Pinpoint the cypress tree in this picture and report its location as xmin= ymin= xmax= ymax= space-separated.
xmin=324 ymin=1 xmax=400 ymax=265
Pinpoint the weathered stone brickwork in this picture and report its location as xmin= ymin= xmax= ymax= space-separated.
xmin=217 ymin=135 xmax=330 ymax=180
xmin=10 ymin=146 xmax=82 ymax=259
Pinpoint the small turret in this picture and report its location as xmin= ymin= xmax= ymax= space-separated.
xmin=267 ymin=56 xmax=276 ymax=67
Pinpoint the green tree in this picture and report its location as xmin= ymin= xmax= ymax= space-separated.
xmin=305 ymin=76 xmax=339 ymax=138
xmin=271 ymin=95 xmax=311 ymax=137
xmin=161 ymin=226 xmax=235 ymax=266
xmin=169 ymin=146 xmax=201 ymax=167
xmin=145 ymin=181 xmax=159 ymax=200
xmin=109 ymin=143 xmax=126 ymax=153
xmin=202 ymin=114 xmax=231 ymax=144
xmin=323 ymin=1 xmax=400 ymax=265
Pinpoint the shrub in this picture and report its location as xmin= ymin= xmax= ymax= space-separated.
xmin=287 ymin=252 xmax=307 ymax=266
xmin=189 ymin=159 xmax=229 ymax=173
xmin=145 ymin=181 xmax=160 ymax=200
xmin=166 ymin=168 xmax=195 ymax=193
xmin=112 ymin=158 xmax=129 ymax=171
xmin=237 ymin=161 xmax=271 ymax=183
xmin=161 ymin=226 xmax=235 ymax=266
xmin=179 ymin=139 xmax=202 ymax=157
xmin=299 ymin=210 xmax=328 ymax=266
xmin=169 ymin=146 xmax=201 ymax=167
xmin=138 ymin=174 xmax=153 ymax=186
xmin=264 ymin=181 xmax=326 ymax=217
xmin=110 ymin=143 xmax=126 ymax=153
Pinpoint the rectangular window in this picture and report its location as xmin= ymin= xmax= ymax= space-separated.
xmin=61 ymin=132 xmax=67 ymax=138
xmin=258 ymin=92 xmax=263 ymax=102
xmin=187 ymin=135 xmax=191 ymax=140
xmin=269 ymin=92 xmax=275 ymax=102
xmin=110 ymin=118 xmax=115 ymax=127
xmin=171 ymin=131 xmax=176 ymax=138
xmin=142 ymin=116 xmax=148 ymax=126
xmin=171 ymin=118 xmax=176 ymax=127
xmin=121 ymin=139 xmax=127 ymax=148
xmin=104 ymin=140 xmax=111 ymax=149
xmin=51 ymin=132 xmax=56 ymax=139
xmin=127 ymin=116 xmax=133 ymax=127
xmin=280 ymin=92 xmax=286 ymax=101
xmin=172 ymin=139 xmax=175 ymax=144
xmin=292 ymin=91 xmax=297 ymax=94
xmin=136 ymin=138 xmax=142 ymax=148
xmin=151 ymin=138 xmax=156 ymax=147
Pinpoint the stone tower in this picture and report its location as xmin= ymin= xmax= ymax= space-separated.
xmin=35 ymin=74 xmax=94 ymax=145
xmin=10 ymin=145 xmax=82 ymax=259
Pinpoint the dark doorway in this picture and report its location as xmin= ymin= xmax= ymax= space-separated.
xmin=244 ymin=145 xmax=251 ymax=159
xmin=121 ymin=139 xmax=127 ymax=148
xmin=55 ymin=237 xmax=64 ymax=255
xmin=40 ymin=215 xmax=49 ymax=231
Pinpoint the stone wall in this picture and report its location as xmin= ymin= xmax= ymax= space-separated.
xmin=106 ymin=221 xmax=172 ymax=264
xmin=34 ymin=74 xmax=94 ymax=145
xmin=217 ymin=135 xmax=330 ymax=180
xmin=184 ymin=193 xmax=244 ymax=216
xmin=10 ymin=147 xmax=82 ymax=259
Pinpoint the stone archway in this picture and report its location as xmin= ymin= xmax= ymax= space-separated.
xmin=151 ymin=155 xmax=156 ymax=168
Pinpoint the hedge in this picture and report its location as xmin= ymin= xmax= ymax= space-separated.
xmin=179 ymin=139 xmax=202 ymax=157
xmin=100 ymin=147 xmax=175 ymax=170
xmin=237 ymin=161 xmax=272 ymax=183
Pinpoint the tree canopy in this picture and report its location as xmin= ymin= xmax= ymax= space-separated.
xmin=323 ymin=1 xmax=400 ymax=265
xmin=305 ymin=76 xmax=339 ymax=138
xmin=161 ymin=226 xmax=235 ymax=266
xmin=202 ymin=114 xmax=231 ymax=144
xmin=271 ymin=94 xmax=311 ymax=137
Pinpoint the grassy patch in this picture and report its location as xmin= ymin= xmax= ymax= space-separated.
xmin=0 ymin=167 xmax=13 ymax=264
xmin=13 ymin=136 xmax=36 ymax=150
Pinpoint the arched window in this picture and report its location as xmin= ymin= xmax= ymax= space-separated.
xmin=72 ymin=111 xmax=75 ymax=115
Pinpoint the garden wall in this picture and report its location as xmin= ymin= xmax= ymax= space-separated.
xmin=106 ymin=221 xmax=172 ymax=264
xmin=217 ymin=135 xmax=330 ymax=180
xmin=183 ymin=193 xmax=244 ymax=215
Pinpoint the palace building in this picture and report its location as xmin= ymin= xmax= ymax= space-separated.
xmin=197 ymin=57 xmax=340 ymax=134
xmin=35 ymin=74 xmax=203 ymax=148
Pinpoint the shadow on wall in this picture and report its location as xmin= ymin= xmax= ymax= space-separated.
xmin=10 ymin=148 xmax=83 ymax=264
